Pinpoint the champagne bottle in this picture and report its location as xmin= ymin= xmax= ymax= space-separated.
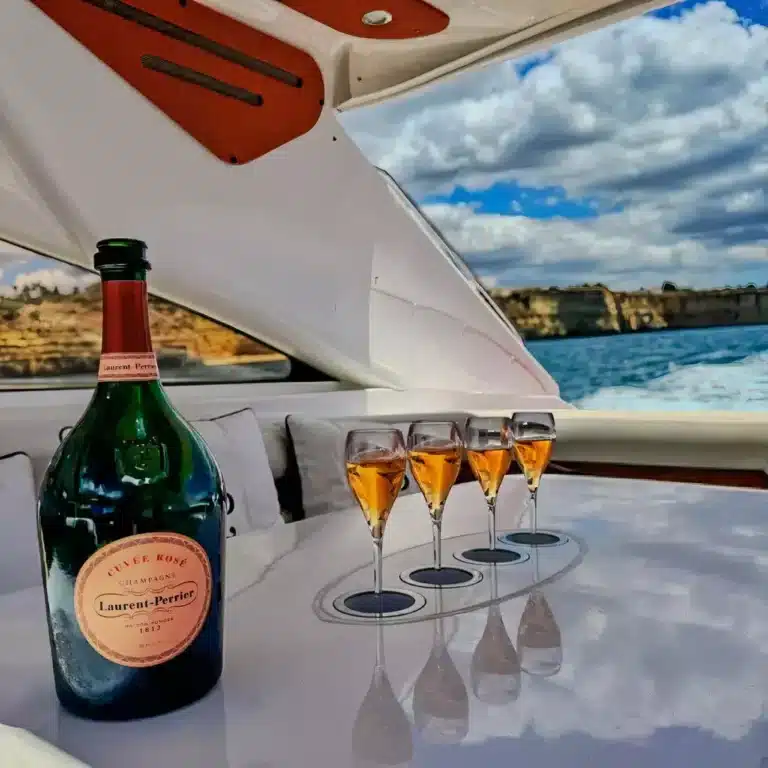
xmin=37 ymin=238 xmax=226 ymax=721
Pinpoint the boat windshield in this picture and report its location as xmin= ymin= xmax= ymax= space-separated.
xmin=376 ymin=168 xmax=521 ymax=339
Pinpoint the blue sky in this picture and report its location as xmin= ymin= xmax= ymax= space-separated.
xmin=421 ymin=181 xmax=617 ymax=222
xmin=343 ymin=0 xmax=768 ymax=290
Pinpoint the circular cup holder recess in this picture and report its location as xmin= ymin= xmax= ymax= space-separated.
xmin=332 ymin=588 xmax=426 ymax=619
xmin=499 ymin=531 xmax=568 ymax=548
xmin=399 ymin=565 xmax=483 ymax=590
xmin=454 ymin=547 xmax=530 ymax=566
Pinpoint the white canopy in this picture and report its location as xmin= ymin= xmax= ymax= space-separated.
xmin=0 ymin=0 xmax=668 ymax=393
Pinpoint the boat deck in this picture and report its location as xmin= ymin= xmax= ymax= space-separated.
xmin=0 ymin=475 xmax=766 ymax=767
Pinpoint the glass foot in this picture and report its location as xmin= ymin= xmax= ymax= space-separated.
xmin=333 ymin=589 xmax=426 ymax=619
xmin=400 ymin=566 xmax=483 ymax=590
xmin=500 ymin=531 xmax=567 ymax=548
xmin=454 ymin=547 xmax=529 ymax=566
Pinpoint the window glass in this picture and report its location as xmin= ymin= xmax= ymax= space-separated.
xmin=342 ymin=0 xmax=768 ymax=412
xmin=377 ymin=168 xmax=523 ymax=339
xmin=0 ymin=245 xmax=295 ymax=389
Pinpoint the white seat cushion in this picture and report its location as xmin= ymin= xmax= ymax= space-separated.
xmin=0 ymin=725 xmax=89 ymax=767
xmin=57 ymin=407 xmax=282 ymax=538
xmin=195 ymin=408 xmax=282 ymax=535
xmin=285 ymin=416 xmax=421 ymax=519
xmin=0 ymin=452 xmax=41 ymax=594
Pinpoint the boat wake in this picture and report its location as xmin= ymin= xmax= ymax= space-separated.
xmin=577 ymin=351 xmax=768 ymax=411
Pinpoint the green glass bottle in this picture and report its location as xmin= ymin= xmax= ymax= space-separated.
xmin=37 ymin=238 xmax=226 ymax=721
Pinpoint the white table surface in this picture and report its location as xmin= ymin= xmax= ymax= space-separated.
xmin=1 ymin=475 xmax=767 ymax=767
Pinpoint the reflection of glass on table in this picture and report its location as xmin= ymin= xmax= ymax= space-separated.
xmin=412 ymin=589 xmax=469 ymax=745
xmin=517 ymin=547 xmax=562 ymax=677
xmin=470 ymin=565 xmax=521 ymax=706
xmin=351 ymin=623 xmax=413 ymax=768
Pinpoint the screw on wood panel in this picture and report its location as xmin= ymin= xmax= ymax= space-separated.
xmin=362 ymin=10 xmax=393 ymax=26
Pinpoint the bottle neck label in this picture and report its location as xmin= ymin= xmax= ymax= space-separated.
xmin=99 ymin=279 xmax=158 ymax=382
xmin=98 ymin=352 xmax=159 ymax=382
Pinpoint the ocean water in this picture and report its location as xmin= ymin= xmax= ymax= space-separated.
xmin=526 ymin=324 xmax=768 ymax=411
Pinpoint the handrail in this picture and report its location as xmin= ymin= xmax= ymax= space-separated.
xmin=455 ymin=460 xmax=768 ymax=490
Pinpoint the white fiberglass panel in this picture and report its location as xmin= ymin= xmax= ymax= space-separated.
xmin=0 ymin=1 xmax=557 ymax=396
xmin=0 ymin=141 xmax=75 ymax=259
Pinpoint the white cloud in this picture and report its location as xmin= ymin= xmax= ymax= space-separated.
xmin=341 ymin=2 xmax=768 ymax=288
xmin=13 ymin=266 xmax=96 ymax=295
xmin=0 ymin=243 xmax=97 ymax=295
xmin=421 ymin=199 xmax=766 ymax=289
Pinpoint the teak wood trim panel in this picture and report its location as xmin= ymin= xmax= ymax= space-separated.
xmin=31 ymin=0 xmax=325 ymax=165
xmin=455 ymin=461 xmax=768 ymax=490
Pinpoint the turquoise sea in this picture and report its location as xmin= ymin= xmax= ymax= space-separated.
xmin=527 ymin=324 xmax=768 ymax=410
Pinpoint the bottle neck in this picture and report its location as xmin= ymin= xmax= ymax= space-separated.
xmin=101 ymin=279 xmax=153 ymax=354
xmin=98 ymin=272 xmax=159 ymax=384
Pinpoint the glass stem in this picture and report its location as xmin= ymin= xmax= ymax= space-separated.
xmin=487 ymin=497 xmax=497 ymax=550
xmin=431 ymin=515 xmax=442 ymax=570
xmin=530 ymin=489 xmax=538 ymax=535
xmin=373 ymin=536 xmax=384 ymax=596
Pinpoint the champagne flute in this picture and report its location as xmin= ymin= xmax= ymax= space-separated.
xmin=340 ymin=429 xmax=424 ymax=618
xmin=403 ymin=421 xmax=480 ymax=588
xmin=505 ymin=412 xmax=561 ymax=548
xmin=459 ymin=417 xmax=521 ymax=565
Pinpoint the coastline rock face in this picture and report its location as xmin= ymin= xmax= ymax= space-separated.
xmin=2 ymin=283 xmax=766 ymax=378
xmin=490 ymin=286 xmax=768 ymax=340
xmin=0 ymin=285 xmax=280 ymax=377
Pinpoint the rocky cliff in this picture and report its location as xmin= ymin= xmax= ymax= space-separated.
xmin=489 ymin=286 xmax=768 ymax=340
xmin=0 ymin=285 xmax=280 ymax=377
xmin=2 ymin=284 xmax=766 ymax=377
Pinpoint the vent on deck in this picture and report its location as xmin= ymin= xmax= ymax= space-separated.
xmin=82 ymin=0 xmax=303 ymax=88
xmin=141 ymin=55 xmax=264 ymax=107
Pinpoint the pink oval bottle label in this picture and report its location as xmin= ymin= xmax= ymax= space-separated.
xmin=74 ymin=532 xmax=212 ymax=668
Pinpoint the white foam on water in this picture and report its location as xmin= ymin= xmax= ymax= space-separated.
xmin=576 ymin=351 xmax=768 ymax=411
